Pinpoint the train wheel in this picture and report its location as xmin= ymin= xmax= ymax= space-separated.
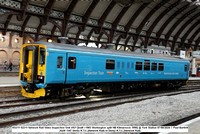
xmin=167 ymin=83 xmax=175 ymax=89
xmin=84 ymin=93 xmax=91 ymax=99
xmin=83 ymin=87 xmax=94 ymax=99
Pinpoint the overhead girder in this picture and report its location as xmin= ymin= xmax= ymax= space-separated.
xmin=146 ymin=0 xmax=182 ymax=40
xmin=75 ymin=26 xmax=84 ymax=44
xmin=17 ymin=0 xmax=30 ymax=21
xmin=82 ymin=0 xmax=99 ymax=31
xmin=180 ymin=21 xmax=200 ymax=50
xmin=150 ymin=39 xmax=157 ymax=46
xmin=171 ymin=19 xmax=200 ymax=51
xmin=98 ymin=1 xmax=116 ymax=31
xmin=49 ymin=19 xmax=62 ymax=32
xmin=181 ymin=20 xmax=200 ymax=43
xmin=134 ymin=0 xmax=170 ymax=49
xmin=34 ymin=1 xmax=56 ymax=40
xmin=124 ymin=34 xmax=132 ymax=51
xmin=173 ymin=11 xmax=200 ymax=41
xmin=0 ymin=0 xmax=198 ymax=51
xmin=86 ymin=28 xmax=99 ymax=45
xmin=136 ymin=0 xmax=170 ymax=35
xmin=19 ymin=15 xmax=31 ymax=37
xmin=156 ymin=2 xmax=190 ymax=39
xmin=165 ymin=6 xmax=197 ymax=41
xmin=131 ymin=34 xmax=139 ymax=51
xmin=116 ymin=35 xmax=123 ymax=46
xmin=189 ymin=27 xmax=200 ymax=44
xmin=194 ymin=35 xmax=200 ymax=50
xmin=35 ymin=18 xmax=43 ymax=41
xmin=109 ymin=6 xmax=130 ymax=43
xmin=51 ymin=25 xmax=57 ymax=38
xmin=112 ymin=6 xmax=130 ymax=30
xmin=76 ymin=0 xmax=99 ymax=43
xmin=125 ymin=3 xmax=149 ymax=32
xmin=62 ymin=0 xmax=78 ymax=36
xmin=42 ymin=0 xmax=56 ymax=25
xmin=86 ymin=28 xmax=95 ymax=45
xmin=2 ymin=14 xmax=13 ymax=35
xmin=97 ymin=32 xmax=104 ymax=45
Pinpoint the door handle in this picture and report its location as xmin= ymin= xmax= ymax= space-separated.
xmin=63 ymin=68 xmax=65 ymax=74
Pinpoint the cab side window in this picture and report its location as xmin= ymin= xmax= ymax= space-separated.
xmin=57 ymin=57 xmax=63 ymax=68
xmin=68 ymin=57 xmax=76 ymax=69
xmin=39 ymin=47 xmax=45 ymax=65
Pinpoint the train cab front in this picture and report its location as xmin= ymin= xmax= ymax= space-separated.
xmin=19 ymin=44 xmax=46 ymax=98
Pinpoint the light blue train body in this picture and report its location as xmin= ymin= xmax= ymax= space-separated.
xmin=20 ymin=41 xmax=190 ymax=98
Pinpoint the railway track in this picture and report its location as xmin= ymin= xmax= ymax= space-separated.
xmin=0 ymin=98 xmax=33 ymax=104
xmin=163 ymin=112 xmax=200 ymax=126
xmin=0 ymin=84 xmax=200 ymax=109
xmin=1 ymin=86 xmax=200 ymax=127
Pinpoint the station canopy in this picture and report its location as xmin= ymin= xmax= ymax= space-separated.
xmin=0 ymin=0 xmax=199 ymax=52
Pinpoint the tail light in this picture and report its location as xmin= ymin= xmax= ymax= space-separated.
xmin=37 ymin=75 xmax=44 ymax=83
xmin=37 ymin=76 xmax=43 ymax=80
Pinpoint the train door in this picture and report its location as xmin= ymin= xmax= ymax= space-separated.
xmin=22 ymin=45 xmax=38 ymax=83
xmin=185 ymin=64 xmax=190 ymax=78
xmin=65 ymin=54 xmax=77 ymax=84
xmin=54 ymin=54 xmax=66 ymax=83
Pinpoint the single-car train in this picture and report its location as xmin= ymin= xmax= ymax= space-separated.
xmin=19 ymin=41 xmax=190 ymax=98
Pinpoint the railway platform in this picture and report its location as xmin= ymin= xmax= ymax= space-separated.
xmin=188 ymin=77 xmax=200 ymax=80
xmin=0 ymin=70 xmax=19 ymax=76
xmin=0 ymin=76 xmax=20 ymax=97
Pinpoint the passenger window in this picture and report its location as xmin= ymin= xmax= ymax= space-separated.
xmin=131 ymin=62 xmax=134 ymax=69
xmin=185 ymin=65 xmax=188 ymax=72
xmin=158 ymin=63 xmax=164 ymax=71
xmin=136 ymin=61 xmax=142 ymax=70
xmin=39 ymin=47 xmax=45 ymax=65
xmin=151 ymin=63 xmax=157 ymax=71
xmin=106 ymin=59 xmax=115 ymax=70
xmin=68 ymin=57 xmax=76 ymax=69
xmin=117 ymin=62 xmax=120 ymax=69
xmin=144 ymin=60 xmax=150 ymax=71
xmin=127 ymin=62 xmax=130 ymax=69
xmin=57 ymin=57 xmax=63 ymax=68
xmin=122 ymin=62 xmax=125 ymax=69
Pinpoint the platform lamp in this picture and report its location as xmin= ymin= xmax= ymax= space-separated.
xmin=47 ymin=38 xmax=53 ymax=43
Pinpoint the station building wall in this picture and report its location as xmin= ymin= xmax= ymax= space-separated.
xmin=0 ymin=32 xmax=56 ymax=66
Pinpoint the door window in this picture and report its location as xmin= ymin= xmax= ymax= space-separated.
xmin=68 ymin=57 xmax=76 ymax=69
xmin=57 ymin=57 xmax=63 ymax=68
xmin=39 ymin=47 xmax=45 ymax=65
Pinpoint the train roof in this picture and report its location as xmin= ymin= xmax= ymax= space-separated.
xmin=32 ymin=41 xmax=189 ymax=62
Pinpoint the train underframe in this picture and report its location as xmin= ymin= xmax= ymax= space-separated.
xmin=22 ymin=80 xmax=187 ymax=98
